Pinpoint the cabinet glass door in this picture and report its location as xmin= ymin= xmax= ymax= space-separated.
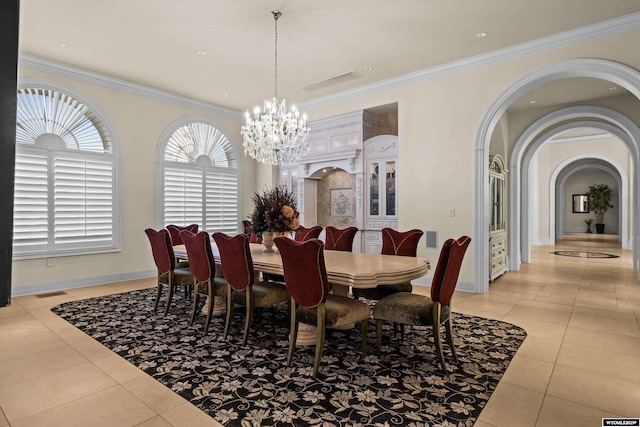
xmin=385 ymin=161 xmax=396 ymax=216
xmin=369 ymin=162 xmax=380 ymax=216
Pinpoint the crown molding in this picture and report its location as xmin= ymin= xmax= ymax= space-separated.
xmin=18 ymin=53 xmax=243 ymax=120
xmin=298 ymin=12 xmax=640 ymax=111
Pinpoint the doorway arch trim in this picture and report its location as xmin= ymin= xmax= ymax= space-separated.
xmin=475 ymin=58 xmax=640 ymax=293
xmin=519 ymin=116 xmax=637 ymax=263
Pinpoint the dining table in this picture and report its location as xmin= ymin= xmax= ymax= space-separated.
xmin=174 ymin=242 xmax=429 ymax=292
xmin=173 ymin=242 xmax=430 ymax=344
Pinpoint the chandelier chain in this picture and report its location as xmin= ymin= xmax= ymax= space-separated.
xmin=273 ymin=10 xmax=279 ymax=99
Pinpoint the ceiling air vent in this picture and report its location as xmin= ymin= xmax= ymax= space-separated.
xmin=302 ymin=72 xmax=364 ymax=92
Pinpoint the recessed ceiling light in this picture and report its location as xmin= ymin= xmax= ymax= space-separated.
xmin=364 ymin=66 xmax=373 ymax=71
xmin=323 ymin=169 xmax=327 ymax=173
xmin=476 ymin=32 xmax=487 ymax=38
xmin=60 ymin=43 xmax=69 ymax=48
xmin=197 ymin=50 xmax=207 ymax=56
xmin=609 ymin=86 xmax=618 ymax=91
xmin=529 ymin=100 xmax=537 ymax=104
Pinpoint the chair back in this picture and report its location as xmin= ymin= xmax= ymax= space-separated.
xmin=381 ymin=228 xmax=424 ymax=257
xmin=430 ymin=236 xmax=471 ymax=305
xmin=325 ymin=226 xmax=358 ymax=251
xmin=167 ymin=224 xmax=199 ymax=246
xmin=294 ymin=225 xmax=323 ymax=242
xmin=275 ymin=237 xmax=328 ymax=308
xmin=179 ymin=230 xmax=215 ymax=282
xmin=242 ymin=220 xmax=263 ymax=243
xmin=145 ymin=228 xmax=175 ymax=274
xmin=212 ymin=232 xmax=254 ymax=291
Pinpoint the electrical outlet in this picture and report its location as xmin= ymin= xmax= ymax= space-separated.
xmin=47 ymin=258 xmax=54 ymax=267
xmin=450 ymin=209 xmax=455 ymax=217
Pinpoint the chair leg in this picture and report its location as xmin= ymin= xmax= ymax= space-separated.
xmin=432 ymin=303 xmax=447 ymax=374
xmin=154 ymin=282 xmax=162 ymax=312
xmin=444 ymin=315 xmax=457 ymax=362
xmin=361 ymin=318 xmax=368 ymax=356
xmin=190 ymin=286 xmax=200 ymax=326
xmin=164 ymin=274 xmax=175 ymax=316
xmin=376 ymin=319 xmax=383 ymax=355
xmin=313 ymin=304 xmax=326 ymax=377
xmin=204 ymin=280 xmax=214 ymax=333
xmin=243 ymin=288 xmax=253 ymax=345
xmin=287 ymin=298 xmax=297 ymax=366
xmin=223 ymin=288 xmax=233 ymax=340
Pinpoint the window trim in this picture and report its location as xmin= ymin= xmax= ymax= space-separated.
xmin=156 ymin=116 xmax=242 ymax=232
xmin=14 ymin=79 xmax=122 ymax=260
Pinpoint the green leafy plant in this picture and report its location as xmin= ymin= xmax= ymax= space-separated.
xmin=250 ymin=186 xmax=300 ymax=234
xmin=585 ymin=183 xmax=613 ymax=224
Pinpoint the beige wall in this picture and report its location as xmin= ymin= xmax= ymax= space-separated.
xmin=12 ymin=27 xmax=640 ymax=293
xmin=12 ymin=67 xmax=249 ymax=294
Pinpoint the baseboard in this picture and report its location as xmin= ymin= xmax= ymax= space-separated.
xmin=11 ymin=270 xmax=156 ymax=297
xmin=531 ymin=236 xmax=553 ymax=246
xmin=412 ymin=277 xmax=474 ymax=293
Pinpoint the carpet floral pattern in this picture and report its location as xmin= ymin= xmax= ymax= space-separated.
xmin=52 ymin=288 xmax=526 ymax=427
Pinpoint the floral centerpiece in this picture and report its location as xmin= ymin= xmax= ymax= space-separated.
xmin=249 ymin=186 xmax=300 ymax=251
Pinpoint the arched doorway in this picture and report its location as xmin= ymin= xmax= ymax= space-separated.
xmin=475 ymin=59 xmax=640 ymax=293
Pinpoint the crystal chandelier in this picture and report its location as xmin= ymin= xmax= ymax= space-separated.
xmin=241 ymin=10 xmax=310 ymax=166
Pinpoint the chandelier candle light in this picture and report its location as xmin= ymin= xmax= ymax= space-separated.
xmin=241 ymin=10 xmax=310 ymax=166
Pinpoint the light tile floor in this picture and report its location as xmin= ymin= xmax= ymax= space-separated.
xmin=1 ymin=233 xmax=639 ymax=426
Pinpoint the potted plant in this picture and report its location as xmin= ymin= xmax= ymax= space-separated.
xmin=249 ymin=186 xmax=300 ymax=252
xmin=585 ymin=184 xmax=614 ymax=234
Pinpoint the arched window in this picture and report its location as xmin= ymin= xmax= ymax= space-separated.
xmin=159 ymin=119 xmax=239 ymax=233
xmin=14 ymin=84 xmax=120 ymax=258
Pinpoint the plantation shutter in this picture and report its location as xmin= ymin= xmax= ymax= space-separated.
xmin=164 ymin=165 xmax=204 ymax=226
xmin=13 ymin=147 xmax=49 ymax=254
xmin=53 ymin=152 xmax=114 ymax=249
xmin=204 ymin=170 xmax=238 ymax=233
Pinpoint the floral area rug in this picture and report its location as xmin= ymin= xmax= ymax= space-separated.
xmin=51 ymin=288 xmax=526 ymax=427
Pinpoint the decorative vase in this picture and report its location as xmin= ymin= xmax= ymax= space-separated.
xmin=262 ymin=231 xmax=275 ymax=252
xmin=261 ymin=231 xmax=285 ymax=252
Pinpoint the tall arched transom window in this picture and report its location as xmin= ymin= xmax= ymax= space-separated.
xmin=160 ymin=119 xmax=239 ymax=233
xmin=14 ymin=85 xmax=120 ymax=258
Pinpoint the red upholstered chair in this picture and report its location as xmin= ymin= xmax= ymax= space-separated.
xmin=352 ymin=228 xmax=424 ymax=300
xmin=167 ymin=224 xmax=199 ymax=265
xmin=179 ymin=230 xmax=228 ymax=333
xmin=294 ymin=225 xmax=323 ymax=242
xmin=324 ymin=226 xmax=358 ymax=251
xmin=242 ymin=220 xmax=262 ymax=244
xmin=373 ymin=236 xmax=471 ymax=373
xmin=212 ymin=232 xmax=289 ymax=345
xmin=166 ymin=224 xmax=199 ymax=246
xmin=275 ymin=236 xmax=370 ymax=377
xmin=144 ymin=228 xmax=193 ymax=316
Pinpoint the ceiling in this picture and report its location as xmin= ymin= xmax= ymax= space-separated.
xmin=18 ymin=1 xmax=640 ymax=113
